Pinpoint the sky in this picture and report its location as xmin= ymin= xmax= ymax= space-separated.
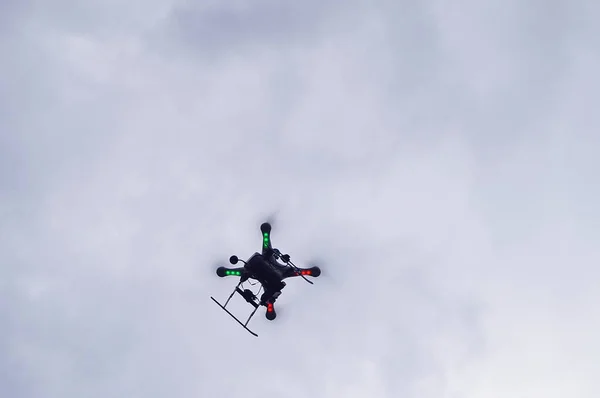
xmin=1 ymin=1 xmax=599 ymax=397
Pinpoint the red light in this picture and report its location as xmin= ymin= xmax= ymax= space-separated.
xmin=267 ymin=303 xmax=274 ymax=312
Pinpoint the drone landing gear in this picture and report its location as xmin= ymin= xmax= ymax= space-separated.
xmin=210 ymin=297 xmax=259 ymax=337
xmin=210 ymin=280 xmax=261 ymax=337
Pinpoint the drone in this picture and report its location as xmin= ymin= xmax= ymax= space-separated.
xmin=210 ymin=222 xmax=321 ymax=336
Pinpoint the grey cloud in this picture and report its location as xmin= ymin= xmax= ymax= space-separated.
xmin=1 ymin=0 xmax=599 ymax=397
xmin=161 ymin=1 xmax=358 ymax=56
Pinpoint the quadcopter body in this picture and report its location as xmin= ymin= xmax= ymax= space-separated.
xmin=210 ymin=222 xmax=320 ymax=336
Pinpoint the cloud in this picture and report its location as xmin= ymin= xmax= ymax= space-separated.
xmin=160 ymin=1 xmax=365 ymax=57
xmin=1 ymin=1 xmax=599 ymax=398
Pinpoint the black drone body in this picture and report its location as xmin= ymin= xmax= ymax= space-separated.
xmin=210 ymin=222 xmax=320 ymax=336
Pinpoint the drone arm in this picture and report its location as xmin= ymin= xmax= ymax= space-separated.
xmin=216 ymin=266 xmax=246 ymax=277
xmin=281 ymin=264 xmax=321 ymax=282
xmin=260 ymin=223 xmax=273 ymax=253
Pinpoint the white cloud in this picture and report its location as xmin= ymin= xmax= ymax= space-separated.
xmin=1 ymin=1 xmax=598 ymax=397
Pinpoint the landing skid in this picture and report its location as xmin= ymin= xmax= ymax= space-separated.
xmin=210 ymin=279 xmax=262 ymax=337
xmin=210 ymin=296 xmax=258 ymax=337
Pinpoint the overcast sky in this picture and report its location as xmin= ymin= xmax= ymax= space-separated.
xmin=1 ymin=1 xmax=599 ymax=397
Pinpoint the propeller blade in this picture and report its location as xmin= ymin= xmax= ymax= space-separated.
xmin=256 ymin=209 xmax=280 ymax=230
xmin=265 ymin=212 xmax=278 ymax=228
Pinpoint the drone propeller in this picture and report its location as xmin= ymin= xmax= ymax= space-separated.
xmin=265 ymin=213 xmax=278 ymax=228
